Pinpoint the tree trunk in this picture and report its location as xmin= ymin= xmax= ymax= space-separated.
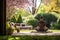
xmin=32 ymin=7 xmax=36 ymax=15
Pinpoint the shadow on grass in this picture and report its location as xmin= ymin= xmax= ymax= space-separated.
xmin=0 ymin=35 xmax=60 ymax=40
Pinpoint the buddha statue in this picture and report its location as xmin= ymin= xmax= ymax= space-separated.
xmin=35 ymin=16 xmax=48 ymax=32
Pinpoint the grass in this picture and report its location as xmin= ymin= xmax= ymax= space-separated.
xmin=20 ymin=29 xmax=60 ymax=32
xmin=49 ymin=30 xmax=60 ymax=32
xmin=13 ymin=29 xmax=36 ymax=33
xmin=13 ymin=29 xmax=60 ymax=33
xmin=1 ymin=36 xmax=60 ymax=40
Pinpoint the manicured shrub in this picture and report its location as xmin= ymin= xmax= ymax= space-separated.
xmin=10 ymin=16 xmax=17 ymax=23
xmin=16 ymin=14 xmax=23 ymax=23
xmin=11 ymin=14 xmax=23 ymax=23
xmin=43 ymin=13 xmax=57 ymax=23
xmin=35 ymin=13 xmax=58 ymax=28
xmin=43 ymin=13 xmax=57 ymax=28
xmin=35 ymin=13 xmax=42 ymax=21
xmin=27 ymin=19 xmax=39 ymax=28
xmin=51 ymin=23 xmax=60 ymax=30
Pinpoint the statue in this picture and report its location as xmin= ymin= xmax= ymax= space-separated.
xmin=35 ymin=16 xmax=48 ymax=32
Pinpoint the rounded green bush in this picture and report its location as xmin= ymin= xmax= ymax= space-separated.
xmin=43 ymin=13 xmax=57 ymax=23
xmin=35 ymin=13 xmax=58 ymax=28
xmin=51 ymin=23 xmax=60 ymax=30
xmin=27 ymin=19 xmax=39 ymax=28
xmin=35 ymin=13 xmax=42 ymax=21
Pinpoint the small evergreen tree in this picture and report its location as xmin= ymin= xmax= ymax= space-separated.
xmin=16 ymin=14 xmax=23 ymax=23
xmin=11 ymin=16 xmax=17 ymax=23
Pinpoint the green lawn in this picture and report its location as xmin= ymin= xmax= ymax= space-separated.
xmin=1 ymin=36 xmax=60 ymax=40
xmin=14 ymin=29 xmax=60 ymax=33
xmin=49 ymin=30 xmax=60 ymax=32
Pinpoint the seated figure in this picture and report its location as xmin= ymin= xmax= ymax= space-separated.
xmin=35 ymin=16 xmax=48 ymax=32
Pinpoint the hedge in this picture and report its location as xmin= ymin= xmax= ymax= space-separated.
xmin=27 ymin=19 xmax=39 ymax=28
xmin=35 ymin=13 xmax=58 ymax=28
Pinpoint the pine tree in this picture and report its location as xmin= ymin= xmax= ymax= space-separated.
xmin=16 ymin=14 xmax=23 ymax=23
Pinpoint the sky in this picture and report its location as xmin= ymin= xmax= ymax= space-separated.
xmin=27 ymin=0 xmax=41 ymax=12
xmin=36 ymin=0 xmax=41 ymax=8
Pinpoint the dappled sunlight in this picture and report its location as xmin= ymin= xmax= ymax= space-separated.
xmin=13 ymin=29 xmax=60 ymax=33
xmin=49 ymin=30 xmax=60 ymax=32
xmin=13 ymin=29 xmax=36 ymax=33
xmin=6 ymin=0 xmax=60 ymax=35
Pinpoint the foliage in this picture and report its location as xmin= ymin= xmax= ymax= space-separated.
xmin=58 ymin=19 xmax=60 ymax=24
xmin=6 ymin=0 xmax=60 ymax=21
xmin=35 ymin=13 xmax=57 ymax=22
xmin=34 ymin=13 xmax=42 ymax=21
xmin=6 ymin=0 xmax=33 ymax=20
xmin=45 ymin=0 xmax=60 ymax=13
xmin=50 ymin=22 xmax=60 ymax=30
xmin=6 ymin=27 xmax=14 ymax=35
xmin=10 ymin=16 xmax=17 ymax=23
xmin=0 ymin=36 xmax=60 ymax=40
xmin=11 ymin=12 xmax=23 ymax=23
xmin=6 ymin=6 xmax=17 ymax=21
xmin=27 ymin=19 xmax=39 ymax=28
xmin=35 ymin=13 xmax=58 ymax=28
xmin=10 ymin=8 xmax=32 ymax=23
xmin=6 ymin=22 xmax=14 ymax=35
xmin=27 ymin=15 xmax=34 ymax=20
xmin=6 ymin=22 xmax=10 ymax=29
xmin=17 ymin=8 xmax=31 ymax=17
xmin=37 ymin=0 xmax=60 ymax=14
xmin=16 ymin=14 xmax=23 ymax=23
xmin=37 ymin=3 xmax=46 ymax=13
xmin=43 ymin=13 xmax=57 ymax=22
xmin=6 ymin=0 xmax=60 ymax=30
xmin=50 ymin=0 xmax=60 ymax=13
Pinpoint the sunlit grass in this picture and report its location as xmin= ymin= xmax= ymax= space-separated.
xmin=49 ymin=30 xmax=60 ymax=32
xmin=20 ymin=29 xmax=60 ymax=33
xmin=20 ymin=29 xmax=36 ymax=33
xmin=13 ymin=29 xmax=60 ymax=33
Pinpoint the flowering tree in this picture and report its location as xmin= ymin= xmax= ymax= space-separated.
xmin=6 ymin=0 xmax=41 ymax=15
